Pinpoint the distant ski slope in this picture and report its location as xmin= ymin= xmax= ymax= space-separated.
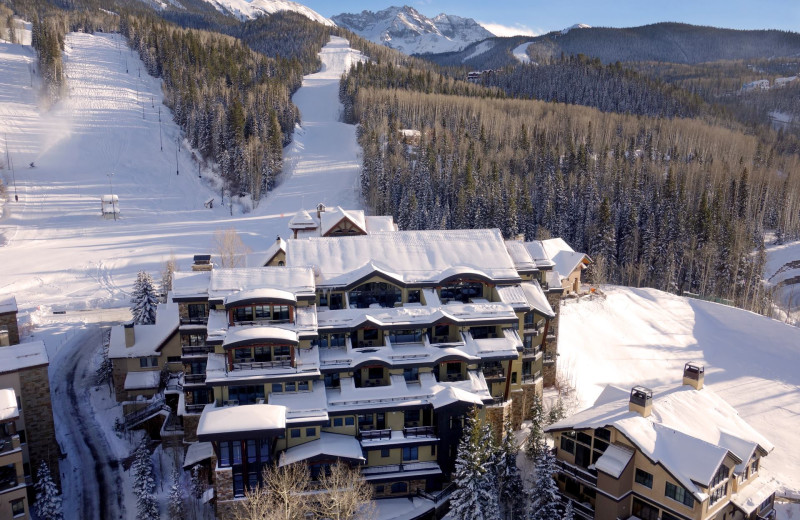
xmin=560 ymin=286 xmax=800 ymax=498
xmin=0 ymin=32 xmax=364 ymax=314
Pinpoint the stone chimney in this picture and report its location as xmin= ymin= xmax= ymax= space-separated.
xmin=192 ymin=254 xmax=213 ymax=272
xmin=124 ymin=322 xmax=135 ymax=347
xmin=683 ymin=362 xmax=704 ymax=390
xmin=629 ymin=386 xmax=653 ymax=418
xmin=316 ymin=202 xmax=326 ymax=219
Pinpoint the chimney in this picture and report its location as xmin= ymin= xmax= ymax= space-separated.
xmin=124 ymin=322 xmax=135 ymax=347
xmin=316 ymin=202 xmax=326 ymax=219
xmin=683 ymin=362 xmax=704 ymax=390
xmin=629 ymin=386 xmax=653 ymax=418
xmin=0 ymin=326 xmax=9 ymax=347
xmin=192 ymin=254 xmax=213 ymax=272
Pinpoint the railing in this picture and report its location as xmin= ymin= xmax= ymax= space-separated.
xmin=184 ymin=403 xmax=206 ymax=414
xmin=0 ymin=470 xmax=18 ymax=491
xmin=232 ymin=360 xmax=291 ymax=371
xmin=561 ymin=497 xmax=594 ymax=520
xmin=182 ymin=345 xmax=214 ymax=356
xmin=482 ymin=369 xmax=506 ymax=380
xmin=360 ymin=429 xmax=392 ymax=441
xmin=361 ymin=461 xmax=440 ymax=476
xmin=232 ymin=318 xmax=292 ymax=326
xmin=543 ymin=355 xmax=556 ymax=365
xmin=556 ymin=459 xmax=598 ymax=486
xmin=124 ymin=396 xmax=170 ymax=429
xmin=403 ymin=426 xmax=435 ymax=438
xmin=165 ymin=377 xmax=183 ymax=392
xmin=180 ymin=317 xmax=207 ymax=325
xmin=522 ymin=346 xmax=542 ymax=358
xmin=522 ymin=371 xmax=542 ymax=384
xmin=184 ymin=374 xmax=206 ymax=384
xmin=0 ymin=435 xmax=17 ymax=455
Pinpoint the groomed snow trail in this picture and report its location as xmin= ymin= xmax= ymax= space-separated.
xmin=0 ymin=34 xmax=366 ymax=315
xmin=559 ymin=286 xmax=800 ymax=499
xmin=512 ymin=42 xmax=533 ymax=63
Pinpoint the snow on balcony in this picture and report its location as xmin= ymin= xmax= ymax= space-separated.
xmin=279 ymin=432 xmax=365 ymax=466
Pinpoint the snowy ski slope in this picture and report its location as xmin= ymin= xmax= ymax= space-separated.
xmin=0 ymin=33 xmax=365 ymax=316
xmin=559 ymin=286 xmax=800 ymax=499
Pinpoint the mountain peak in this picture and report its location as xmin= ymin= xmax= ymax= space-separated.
xmin=332 ymin=5 xmax=493 ymax=55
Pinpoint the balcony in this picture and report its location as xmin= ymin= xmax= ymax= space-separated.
xmin=180 ymin=317 xmax=208 ymax=325
xmin=543 ymin=354 xmax=556 ymax=366
xmin=184 ymin=373 xmax=206 ymax=386
xmin=0 ymin=464 xmax=18 ymax=492
xmin=359 ymin=427 xmax=436 ymax=443
xmin=403 ymin=426 xmax=435 ymax=438
xmin=184 ymin=403 xmax=206 ymax=414
xmin=562 ymin=497 xmax=594 ymax=520
xmin=182 ymin=345 xmax=214 ymax=357
xmin=482 ymin=367 xmax=507 ymax=382
xmin=360 ymin=429 xmax=392 ymax=441
xmin=521 ymin=346 xmax=542 ymax=360
xmin=231 ymin=359 xmax=291 ymax=371
xmin=556 ymin=459 xmax=598 ymax=486
xmin=521 ymin=371 xmax=542 ymax=384
xmin=361 ymin=461 xmax=442 ymax=480
xmin=0 ymin=434 xmax=18 ymax=455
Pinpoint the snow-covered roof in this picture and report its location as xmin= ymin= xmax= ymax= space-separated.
xmin=504 ymin=241 xmax=538 ymax=273
xmin=0 ymin=388 xmax=19 ymax=422
xmin=224 ymin=288 xmax=296 ymax=307
xmin=209 ymin=267 xmax=315 ymax=300
xmin=124 ymin=370 xmax=161 ymax=391
xmin=259 ymin=237 xmax=288 ymax=266
xmin=731 ymin=474 xmax=781 ymax=514
xmin=365 ymin=215 xmax=397 ymax=233
xmin=592 ymin=443 xmax=634 ymax=478
xmin=289 ymin=209 xmax=317 ymax=229
xmin=197 ymin=403 xmax=287 ymax=440
xmin=279 ymin=432 xmax=365 ymax=466
xmin=183 ymin=442 xmax=215 ymax=469
xmin=0 ymin=341 xmax=49 ymax=374
xmin=268 ymin=383 xmax=329 ymax=425
xmin=541 ymin=238 xmax=590 ymax=280
xmin=0 ymin=295 xmax=18 ymax=314
xmin=109 ymin=303 xmax=179 ymax=358
xmin=315 ymin=301 xmax=519 ymax=331
xmin=100 ymin=194 xmax=118 ymax=202
xmin=320 ymin=206 xmax=367 ymax=236
xmin=521 ymin=281 xmax=555 ymax=318
xmin=495 ymin=285 xmax=530 ymax=310
xmin=222 ymin=325 xmax=299 ymax=348
xmin=547 ymin=383 xmax=774 ymax=498
xmin=286 ymin=229 xmax=521 ymax=287
xmin=522 ymin=241 xmax=555 ymax=269
xmin=172 ymin=271 xmax=211 ymax=300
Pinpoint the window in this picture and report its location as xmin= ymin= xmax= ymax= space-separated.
xmin=274 ymin=305 xmax=290 ymax=321
xmin=139 ymin=356 xmax=158 ymax=368
xmin=709 ymin=465 xmax=730 ymax=505
xmin=391 ymin=482 xmax=408 ymax=494
xmin=709 ymin=482 xmax=728 ymax=505
xmin=285 ymin=382 xmax=296 ymax=393
xmin=345 ymin=417 xmax=355 ymax=426
xmin=381 ymin=448 xmax=390 ymax=458
xmin=758 ymin=496 xmax=773 ymax=513
xmin=183 ymin=333 xmax=205 ymax=346
xmin=17 ymin=429 xmax=25 ymax=444
xmin=233 ymin=307 xmax=253 ymax=322
xmin=511 ymin=372 xmax=518 ymax=384
xmin=403 ymin=367 xmax=419 ymax=382
xmin=291 ymin=429 xmax=301 ymax=438
xmin=750 ymin=458 xmax=759 ymax=477
xmin=272 ymin=383 xmax=283 ymax=393
xmin=232 ymin=442 xmax=242 ymax=465
xmin=405 ymin=410 xmax=420 ymax=423
xmin=662 ymin=512 xmax=681 ymax=520
xmin=576 ymin=432 xmax=592 ymax=445
xmin=431 ymin=444 xmax=436 ymax=456
xmin=632 ymin=498 xmax=659 ymax=520
xmin=665 ymin=482 xmax=695 ymax=508
xmin=595 ymin=428 xmax=611 ymax=441
xmin=247 ymin=440 xmax=257 ymax=463
xmin=228 ymin=385 xmax=265 ymax=405
xmin=403 ymin=446 xmax=418 ymax=461
xmin=389 ymin=329 xmax=423 ymax=344
xmin=333 ymin=418 xmax=343 ymax=427
xmin=233 ymin=474 xmax=245 ymax=497
xmin=188 ymin=303 xmax=207 ymax=320
xmin=635 ymin=468 xmax=653 ymax=489
xmin=219 ymin=441 xmax=231 ymax=466
xmin=368 ymin=367 xmax=383 ymax=380
xmin=11 ymin=498 xmax=24 ymax=517
xmin=254 ymin=305 xmax=270 ymax=319
xmin=362 ymin=328 xmax=379 ymax=341
xmin=407 ymin=290 xmax=420 ymax=303
xmin=167 ymin=356 xmax=181 ymax=363
xmin=433 ymin=324 xmax=449 ymax=339
xmin=559 ymin=435 xmax=575 ymax=454
xmin=376 ymin=485 xmax=385 ymax=494
xmin=298 ymin=381 xmax=309 ymax=392
xmin=306 ymin=428 xmax=316 ymax=437
xmin=324 ymin=372 xmax=340 ymax=388
xmin=348 ymin=282 xmax=402 ymax=309
xmin=711 ymin=465 xmax=729 ymax=488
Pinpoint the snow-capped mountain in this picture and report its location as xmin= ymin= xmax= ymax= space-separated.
xmin=203 ymin=0 xmax=333 ymax=25
xmin=561 ymin=23 xmax=591 ymax=35
xmin=332 ymin=5 xmax=494 ymax=55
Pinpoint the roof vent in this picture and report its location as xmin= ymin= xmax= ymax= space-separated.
xmin=683 ymin=362 xmax=704 ymax=390
xmin=192 ymin=254 xmax=213 ymax=272
xmin=629 ymin=386 xmax=653 ymax=418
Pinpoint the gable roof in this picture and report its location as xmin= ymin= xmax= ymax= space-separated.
xmin=547 ymin=383 xmax=773 ymax=498
xmin=541 ymin=238 xmax=591 ymax=279
xmin=321 ymin=207 xmax=367 ymax=236
xmin=109 ymin=303 xmax=180 ymax=358
xmin=0 ymin=341 xmax=49 ymax=373
xmin=0 ymin=295 xmax=18 ymax=314
xmin=287 ymin=229 xmax=521 ymax=287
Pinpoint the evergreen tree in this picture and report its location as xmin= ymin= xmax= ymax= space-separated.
xmin=547 ymin=396 xmax=566 ymax=426
xmin=130 ymin=271 xmax=159 ymax=325
xmin=498 ymin=418 xmax=525 ymax=520
xmin=168 ymin=468 xmax=186 ymax=520
xmin=449 ymin=407 xmax=501 ymax=520
xmin=529 ymin=449 xmax=562 ymax=520
xmin=95 ymin=339 xmax=113 ymax=388
xmin=132 ymin=440 xmax=159 ymax=520
xmin=34 ymin=460 xmax=63 ymax=520
xmin=525 ymin=393 xmax=546 ymax=461
xmin=562 ymin=500 xmax=574 ymax=520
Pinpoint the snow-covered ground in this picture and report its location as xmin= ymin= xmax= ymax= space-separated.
xmin=512 ymin=41 xmax=533 ymax=63
xmin=765 ymin=239 xmax=800 ymax=324
xmin=559 ymin=286 xmax=800 ymax=501
xmin=0 ymin=33 xmax=365 ymax=318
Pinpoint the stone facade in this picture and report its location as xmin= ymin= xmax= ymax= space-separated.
xmin=19 ymin=365 xmax=59 ymax=488
xmin=215 ymin=466 xmax=234 ymax=502
xmin=485 ymin=400 xmax=512 ymax=442
xmin=0 ymin=311 xmax=20 ymax=346
xmin=182 ymin=414 xmax=200 ymax=442
xmin=543 ymin=292 xmax=562 ymax=386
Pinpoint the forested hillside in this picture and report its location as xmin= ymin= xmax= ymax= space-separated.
xmin=341 ymin=63 xmax=800 ymax=312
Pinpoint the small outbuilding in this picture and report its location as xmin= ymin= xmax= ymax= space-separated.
xmin=101 ymin=194 xmax=120 ymax=219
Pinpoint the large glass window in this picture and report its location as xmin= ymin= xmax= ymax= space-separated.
xmin=665 ymin=482 xmax=695 ymax=508
xmin=348 ymin=282 xmax=402 ymax=309
xmin=233 ymin=307 xmax=253 ymax=322
xmin=635 ymin=468 xmax=653 ymax=488
xmin=438 ymin=281 xmax=483 ymax=303
xmin=403 ymin=367 xmax=419 ymax=382
xmin=274 ymin=305 xmax=290 ymax=321
xmin=188 ymin=303 xmax=207 ymax=321
xmin=389 ymin=329 xmax=423 ymax=344
xmin=11 ymin=498 xmax=24 ymax=516
xmin=228 ymin=385 xmax=265 ymax=405
xmin=402 ymin=446 xmax=418 ymax=461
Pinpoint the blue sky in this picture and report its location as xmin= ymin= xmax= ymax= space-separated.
xmin=302 ymin=1 xmax=800 ymax=36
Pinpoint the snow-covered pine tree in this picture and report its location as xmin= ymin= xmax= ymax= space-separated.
xmin=34 ymin=460 xmax=63 ymax=520
xmin=547 ymin=395 xmax=566 ymax=426
xmin=159 ymin=255 xmax=177 ymax=304
xmin=498 ymin=417 xmax=525 ymax=520
xmin=95 ymin=338 xmax=113 ymax=388
xmin=168 ymin=467 xmax=186 ymax=520
xmin=525 ymin=393 xmax=546 ymax=461
xmin=449 ymin=407 xmax=501 ymax=520
xmin=529 ymin=449 xmax=562 ymax=520
xmin=562 ymin=499 xmax=574 ymax=520
xmin=130 ymin=271 xmax=158 ymax=325
xmin=132 ymin=440 xmax=159 ymax=520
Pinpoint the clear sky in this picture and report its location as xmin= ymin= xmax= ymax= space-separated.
xmin=301 ymin=0 xmax=800 ymax=36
